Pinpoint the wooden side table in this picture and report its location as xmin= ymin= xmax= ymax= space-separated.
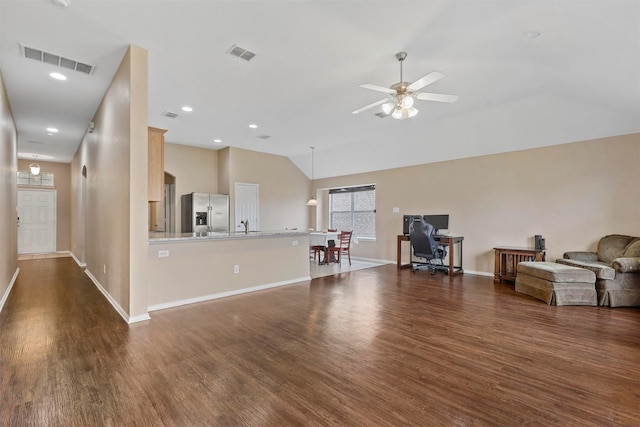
xmin=494 ymin=246 xmax=545 ymax=283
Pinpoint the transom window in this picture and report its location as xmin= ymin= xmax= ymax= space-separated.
xmin=17 ymin=171 xmax=54 ymax=187
xmin=329 ymin=185 xmax=376 ymax=239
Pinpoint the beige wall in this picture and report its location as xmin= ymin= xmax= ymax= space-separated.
xmin=17 ymin=160 xmax=70 ymax=252
xmin=164 ymin=142 xmax=219 ymax=232
xmin=0 ymin=71 xmax=18 ymax=307
xmin=147 ymin=235 xmax=310 ymax=308
xmin=127 ymin=45 xmax=150 ymax=320
xmin=70 ymin=45 xmax=149 ymax=321
xmin=313 ymin=133 xmax=640 ymax=274
xmin=166 ymin=145 xmax=310 ymax=233
xmin=225 ymin=147 xmax=310 ymax=232
xmin=217 ymin=147 xmax=230 ymax=195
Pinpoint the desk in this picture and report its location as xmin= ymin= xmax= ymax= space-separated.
xmin=397 ymin=234 xmax=464 ymax=277
xmin=310 ymin=232 xmax=340 ymax=264
xmin=493 ymin=246 xmax=545 ymax=283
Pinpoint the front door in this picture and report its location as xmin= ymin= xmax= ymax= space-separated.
xmin=18 ymin=189 xmax=56 ymax=254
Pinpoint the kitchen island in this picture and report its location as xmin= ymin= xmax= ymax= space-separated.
xmin=147 ymin=230 xmax=310 ymax=312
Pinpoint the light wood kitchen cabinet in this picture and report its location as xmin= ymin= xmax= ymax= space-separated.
xmin=148 ymin=127 xmax=167 ymax=202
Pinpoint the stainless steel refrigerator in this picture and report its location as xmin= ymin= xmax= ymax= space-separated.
xmin=181 ymin=193 xmax=229 ymax=233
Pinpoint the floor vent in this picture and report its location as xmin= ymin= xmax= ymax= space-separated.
xmin=226 ymin=44 xmax=256 ymax=61
xmin=21 ymin=44 xmax=94 ymax=75
xmin=163 ymin=111 xmax=179 ymax=119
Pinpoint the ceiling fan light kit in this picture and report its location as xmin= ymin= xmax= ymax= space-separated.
xmin=50 ymin=0 xmax=71 ymax=7
xmin=401 ymin=95 xmax=414 ymax=109
xmin=353 ymin=51 xmax=458 ymax=120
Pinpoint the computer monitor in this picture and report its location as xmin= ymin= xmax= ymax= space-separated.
xmin=422 ymin=214 xmax=449 ymax=234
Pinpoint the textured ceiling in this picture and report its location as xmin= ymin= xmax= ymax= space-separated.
xmin=1 ymin=0 xmax=639 ymax=179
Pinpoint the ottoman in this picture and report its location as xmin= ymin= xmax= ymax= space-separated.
xmin=515 ymin=262 xmax=597 ymax=306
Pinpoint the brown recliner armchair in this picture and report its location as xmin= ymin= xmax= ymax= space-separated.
xmin=556 ymin=234 xmax=640 ymax=307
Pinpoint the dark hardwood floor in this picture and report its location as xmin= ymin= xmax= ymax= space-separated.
xmin=1 ymin=257 xmax=639 ymax=426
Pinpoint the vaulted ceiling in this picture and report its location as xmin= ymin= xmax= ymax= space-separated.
xmin=1 ymin=1 xmax=638 ymax=179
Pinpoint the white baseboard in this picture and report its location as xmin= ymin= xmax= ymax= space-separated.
xmin=84 ymin=269 xmax=150 ymax=324
xmin=128 ymin=313 xmax=152 ymax=323
xmin=69 ymin=251 xmax=87 ymax=269
xmin=463 ymin=269 xmax=494 ymax=277
xmin=382 ymin=258 xmax=494 ymax=278
xmin=148 ymin=276 xmax=311 ymax=312
xmin=353 ymin=256 xmax=395 ymax=265
xmin=0 ymin=267 xmax=20 ymax=314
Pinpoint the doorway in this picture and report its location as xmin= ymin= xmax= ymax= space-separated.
xmin=148 ymin=172 xmax=176 ymax=233
xmin=17 ymin=189 xmax=57 ymax=254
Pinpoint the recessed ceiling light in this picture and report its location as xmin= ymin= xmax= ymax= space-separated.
xmin=249 ymin=124 xmax=258 ymax=129
xmin=524 ymin=30 xmax=541 ymax=39
xmin=213 ymin=139 xmax=222 ymax=143
xmin=50 ymin=0 xmax=71 ymax=7
xmin=50 ymin=72 xmax=67 ymax=81
xmin=46 ymin=127 xmax=58 ymax=133
xmin=181 ymin=106 xmax=193 ymax=112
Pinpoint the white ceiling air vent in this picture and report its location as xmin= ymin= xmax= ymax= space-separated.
xmin=21 ymin=44 xmax=94 ymax=75
xmin=162 ymin=111 xmax=179 ymax=119
xmin=257 ymin=135 xmax=271 ymax=140
xmin=226 ymin=44 xmax=256 ymax=61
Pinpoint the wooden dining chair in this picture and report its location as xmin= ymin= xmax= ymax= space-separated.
xmin=310 ymin=245 xmax=324 ymax=263
xmin=327 ymin=231 xmax=353 ymax=265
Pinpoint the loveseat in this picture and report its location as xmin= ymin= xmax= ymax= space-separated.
xmin=556 ymin=234 xmax=640 ymax=307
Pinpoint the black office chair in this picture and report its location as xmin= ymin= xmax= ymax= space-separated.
xmin=409 ymin=218 xmax=447 ymax=274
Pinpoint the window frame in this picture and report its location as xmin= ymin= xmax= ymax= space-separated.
xmin=17 ymin=170 xmax=55 ymax=187
xmin=328 ymin=184 xmax=376 ymax=241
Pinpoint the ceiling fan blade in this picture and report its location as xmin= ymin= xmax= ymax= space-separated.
xmin=407 ymin=71 xmax=444 ymax=92
xmin=352 ymin=98 xmax=389 ymax=115
xmin=415 ymin=92 xmax=459 ymax=103
xmin=359 ymin=83 xmax=397 ymax=95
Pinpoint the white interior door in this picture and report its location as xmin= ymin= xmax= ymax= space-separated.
xmin=234 ymin=183 xmax=259 ymax=232
xmin=18 ymin=189 xmax=56 ymax=254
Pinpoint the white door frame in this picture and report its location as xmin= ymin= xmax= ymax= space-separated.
xmin=17 ymin=188 xmax=57 ymax=254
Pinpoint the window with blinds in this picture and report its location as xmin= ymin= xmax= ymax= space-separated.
xmin=329 ymin=185 xmax=376 ymax=239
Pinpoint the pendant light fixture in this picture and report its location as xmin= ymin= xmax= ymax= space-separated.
xmin=29 ymin=155 xmax=41 ymax=176
xmin=306 ymin=146 xmax=318 ymax=206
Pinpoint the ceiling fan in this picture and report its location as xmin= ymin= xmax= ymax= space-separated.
xmin=352 ymin=52 xmax=458 ymax=120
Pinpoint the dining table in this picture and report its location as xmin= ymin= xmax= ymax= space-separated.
xmin=309 ymin=231 xmax=340 ymax=264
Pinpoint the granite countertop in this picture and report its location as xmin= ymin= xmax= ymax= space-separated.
xmin=148 ymin=229 xmax=308 ymax=243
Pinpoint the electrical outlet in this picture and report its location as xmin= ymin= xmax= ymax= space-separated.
xmin=393 ymin=207 xmax=400 ymax=213
xmin=158 ymin=250 xmax=169 ymax=258
xmin=292 ymin=240 xmax=299 ymax=246
xmin=233 ymin=265 xmax=240 ymax=274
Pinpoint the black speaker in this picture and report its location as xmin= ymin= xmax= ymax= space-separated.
xmin=535 ymin=235 xmax=545 ymax=250
xmin=403 ymin=215 xmax=422 ymax=235
xmin=403 ymin=215 xmax=413 ymax=235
